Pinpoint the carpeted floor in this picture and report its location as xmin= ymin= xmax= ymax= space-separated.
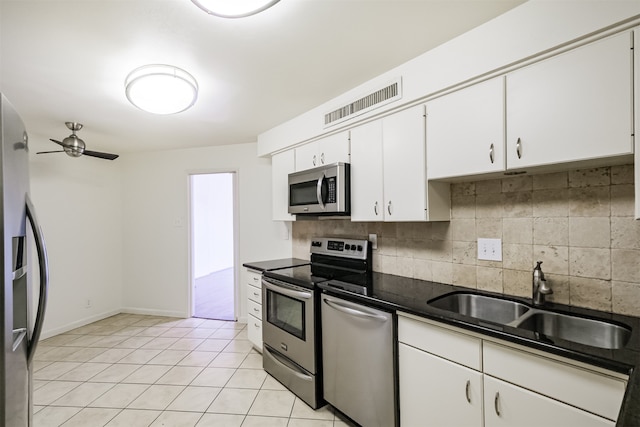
xmin=194 ymin=268 xmax=234 ymax=321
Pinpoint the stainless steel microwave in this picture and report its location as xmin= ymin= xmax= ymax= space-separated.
xmin=288 ymin=162 xmax=350 ymax=215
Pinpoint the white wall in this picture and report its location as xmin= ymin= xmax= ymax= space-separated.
xmin=192 ymin=173 xmax=234 ymax=278
xmin=120 ymin=142 xmax=291 ymax=321
xmin=258 ymin=1 xmax=640 ymax=156
xmin=29 ymin=149 xmax=123 ymax=339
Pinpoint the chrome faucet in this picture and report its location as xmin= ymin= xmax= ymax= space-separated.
xmin=532 ymin=261 xmax=553 ymax=306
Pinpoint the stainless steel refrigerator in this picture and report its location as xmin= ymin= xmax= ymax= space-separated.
xmin=1 ymin=93 xmax=49 ymax=425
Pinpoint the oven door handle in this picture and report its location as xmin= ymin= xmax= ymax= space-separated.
xmin=322 ymin=298 xmax=388 ymax=322
xmin=262 ymin=279 xmax=313 ymax=300
xmin=264 ymin=346 xmax=313 ymax=381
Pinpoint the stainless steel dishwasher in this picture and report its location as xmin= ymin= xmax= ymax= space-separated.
xmin=321 ymin=293 xmax=396 ymax=427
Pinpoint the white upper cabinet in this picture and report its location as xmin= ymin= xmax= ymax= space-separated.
xmin=294 ymin=131 xmax=350 ymax=171
xmin=271 ymin=150 xmax=295 ymax=221
xmin=427 ymin=77 xmax=505 ymax=180
xmin=351 ymin=105 xmax=450 ymax=222
xmin=382 ymin=105 xmax=429 ymax=221
xmin=635 ymin=28 xmax=640 ymax=220
xmin=506 ymin=31 xmax=633 ymax=170
xmin=350 ymin=120 xmax=385 ymax=221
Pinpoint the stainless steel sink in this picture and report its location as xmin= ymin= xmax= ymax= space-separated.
xmin=514 ymin=311 xmax=632 ymax=350
xmin=427 ymin=292 xmax=530 ymax=325
xmin=428 ymin=291 xmax=632 ymax=349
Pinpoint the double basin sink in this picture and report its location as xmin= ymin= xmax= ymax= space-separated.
xmin=427 ymin=292 xmax=632 ymax=350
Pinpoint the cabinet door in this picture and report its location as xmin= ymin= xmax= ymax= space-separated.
xmin=484 ymin=375 xmax=614 ymax=427
xmin=350 ymin=120 xmax=385 ymax=221
xmin=399 ymin=343 xmax=483 ymax=427
xmin=271 ymin=150 xmax=295 ymax=221
xmin=294 ymin=132 xmax=350 ymax=171
xmin=294 ymin=142 xmax=319 ymax=171
xmin=506 ymin=31 xmax=633 ymax=170
xmin=319 ymin=131 xmax=350 ymax=165
xmin=382 ymin=105 xmax=427 ymax=221
xmin=427 ymin=77 xmax=505 ymax=179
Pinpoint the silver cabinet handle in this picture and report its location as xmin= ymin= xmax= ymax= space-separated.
xmin=374 ymin=201 xmax=379 ymax=216
xmin=465 ymin=380 xmax=471 ymax=403
xmin=253 ymin=307 xmax=259 ymax=312
xmin=323 ymin=298 xmax=388 ymax=322
xmin=489 ymin=143 xmax=494 ymax=164
xmin=312 ymin=154 xmax=316 ymax=166
xmin=516 ymin=138 xmax=522 ymax=159
xmin=26 ymin=194 xmax=50 ymax=366
xmin=254 ymin=323 xmax=260 ymax=328
xmin=494 ymin=392 xmax=501 ymax=416
xmin=387 ymin=201 xmax=392 ymax=216
xmin=252 ymin=276 xmax=259 ymax=282
xmin=316 ymin=174 xmax=326 ymax=210
xmin=320 ymin=152 xmax=325 ymax=164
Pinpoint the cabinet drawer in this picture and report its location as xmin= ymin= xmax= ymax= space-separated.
xmin=484 ymin=342 xmax=626 ymax=421
xmin=247 ymin=314 xmax=262 ymax=352
xmin=248 ymin=299 xmax=262 ymax=319
xmin=247 ymin=284 xmax=262 ymax=304
xmin=398 ymin=316 xmax=482 ymax=370
xmin=246 ymin=269 xmax=262 ymax=287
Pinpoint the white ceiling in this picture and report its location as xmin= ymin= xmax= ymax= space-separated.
xmin=0 ymin=0 xmax=525 ymax=156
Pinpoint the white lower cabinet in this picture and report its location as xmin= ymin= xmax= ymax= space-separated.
xmin=399 ymin=343 xmax=482 ymax=427
xmin=245 ymin=268 xmax=263 ymax=352
xmin=398 ymin=314 xmax=627 ymax=427
xmin=484 ymin=375 xmax=613 ymax=427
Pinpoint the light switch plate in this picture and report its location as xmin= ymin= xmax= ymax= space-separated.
xmin=478 ymin=238 xmax=502 ymax=261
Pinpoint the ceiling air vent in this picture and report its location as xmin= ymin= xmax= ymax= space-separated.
xmin=324 ymin=77 xmax=402 ymax=128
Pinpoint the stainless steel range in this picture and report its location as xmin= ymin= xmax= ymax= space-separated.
xmin=261 ymin=237 xmax=371 ymax=409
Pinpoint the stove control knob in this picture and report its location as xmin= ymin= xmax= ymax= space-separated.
xmin=357 ymin=245 xmax=363 ymax=251
xmin=345 ymin=244 xmax=351 ymax=250
xmin=311 ymin=241 xmax=322 ymax=247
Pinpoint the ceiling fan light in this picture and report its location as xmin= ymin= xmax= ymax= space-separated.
xmin=191 ymin=0 xmax=280 ymax=18
xmin=125 ymin=64 xmax=198 ymax=115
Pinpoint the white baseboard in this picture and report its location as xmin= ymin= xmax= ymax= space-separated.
xmin=120 ymin=307 xmax=187 ymax=318
xmin=40 ymin=309 xmax=121 ymax=340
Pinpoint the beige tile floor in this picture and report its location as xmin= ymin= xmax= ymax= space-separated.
xmin=33 ymin=314 xmax=351 ymax=427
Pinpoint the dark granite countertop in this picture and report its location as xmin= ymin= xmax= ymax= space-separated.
xmin=242 ymin=258 xmax=309 ymax=272
xmin=318 ymin=272 xmax=640 ymax=426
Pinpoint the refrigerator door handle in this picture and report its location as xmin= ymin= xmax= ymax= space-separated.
xmin=25 ymin=194 xmax=49 ymax=365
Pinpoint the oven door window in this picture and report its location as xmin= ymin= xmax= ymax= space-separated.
xmin=266 ymin=289 xmax=305 ymax=340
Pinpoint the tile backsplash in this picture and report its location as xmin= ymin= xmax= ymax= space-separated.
xmin=292 ymin=164 xmax=640 ymax=317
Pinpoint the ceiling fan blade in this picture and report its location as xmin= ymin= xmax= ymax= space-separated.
xmin=83 ymin=150 xmax=119 ymax=160
xmin=36 ymin=150 xmax=65 ymax=154
xmin=49 ymin=138 xmax=66 ymax=147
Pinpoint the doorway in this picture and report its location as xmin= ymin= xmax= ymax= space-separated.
xmin=189 ymin=172 xmax=237 ymax=321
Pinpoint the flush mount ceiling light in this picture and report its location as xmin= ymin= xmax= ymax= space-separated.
xmin=125 ymin=64 xmax=198 ymax=115
xmin=191 ymin=0 xmax=280 ymax=18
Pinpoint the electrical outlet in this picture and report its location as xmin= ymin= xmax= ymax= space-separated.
xmin=477 ymin=238 xmax=502 ymax=261
xmin=368 ymin=233 xmax=378 ymax=250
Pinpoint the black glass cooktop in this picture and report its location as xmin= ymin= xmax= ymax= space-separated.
xmin=263 ymin=265 xmax=327 ymax=290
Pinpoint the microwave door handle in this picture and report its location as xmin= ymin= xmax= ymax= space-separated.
xmin=316 ymin=174 xmax=326 ymax=210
